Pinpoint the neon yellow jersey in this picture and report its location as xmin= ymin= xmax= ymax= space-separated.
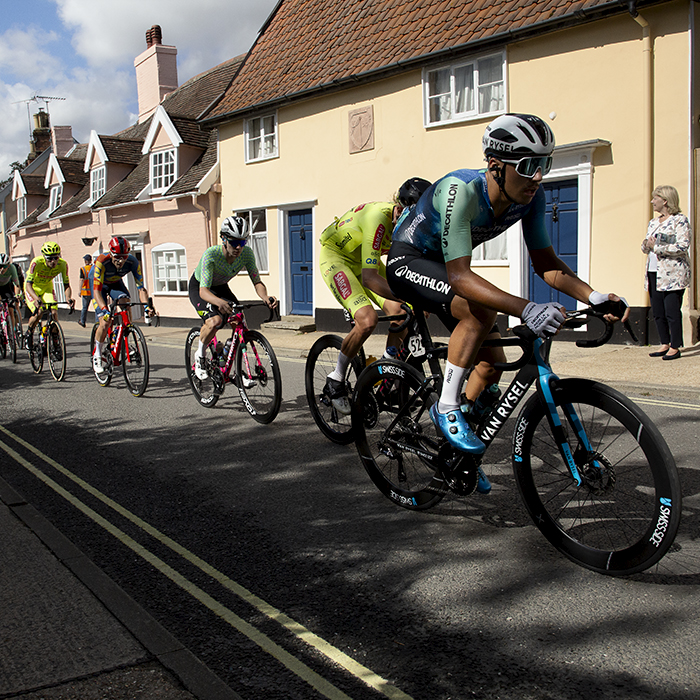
xmin=25 ymin=256 xmax=69 ymax=295
xmin=319 ymin=201 xmax=394 ymax=275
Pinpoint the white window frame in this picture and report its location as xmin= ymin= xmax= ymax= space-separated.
xmin=90 ymin=165 xmax=106 ymax=203
xmin=245 ymin=114 xmax=278 ymax=163
xmin=235 ymin=209 xmax=268 ymax=273
xmin=151 ymin=242 xmax=188 ymax=294
xmin=52 ymin=275 xmax=67 ymax=303
xmin=150 ymin=149 xmax=177 ymax=193
xmin=423 ymin=51 xmax=506 ymax=127
xmin=471 ymin=236 xmax=509 ymax=265
xmin=49 ymin=184 xmax=63 ymax=213
xmin=17 ymin=196 xmax=27 ymax=223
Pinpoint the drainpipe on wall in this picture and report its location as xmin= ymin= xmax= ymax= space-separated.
xmin=191 ymin=194 xmax=211 ymax=249
xmin=628 ymin=2 xmax=653 ymax=211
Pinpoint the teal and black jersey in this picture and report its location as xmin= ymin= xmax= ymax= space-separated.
xmin=392 ymin=168 xmax=551 ymax=261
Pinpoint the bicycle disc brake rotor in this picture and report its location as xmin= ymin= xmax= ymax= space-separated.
xmin=438 ymin=444 xmax=479 ymax=496
xmin=576 ymin=449 xmax=616 ymax=495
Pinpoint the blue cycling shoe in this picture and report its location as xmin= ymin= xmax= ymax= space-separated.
xmin=476 ymin=467 xmax=492 ymax=494
xmin=429 ymin=404 xmax=486 ymax=454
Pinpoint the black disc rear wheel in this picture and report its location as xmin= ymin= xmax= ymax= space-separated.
xmin=305 ymin=334 xmax=366 ymax=444
xmin=352 ymin=359 xmax=448 ymax=510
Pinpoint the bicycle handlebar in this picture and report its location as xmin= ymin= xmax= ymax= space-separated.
xmin=488 ymin=308 xmax=631 ymax=371
xmin=376 ymin=303 xmax=414 ymax=334
xmin=225 ymin=299 xmax=279 ymax=325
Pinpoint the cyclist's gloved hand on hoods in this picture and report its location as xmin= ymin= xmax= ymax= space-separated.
xmin=588 ymin=291 xmax=629 ymax=321
xmin=521 ymin=301 xmax=566 ymax=338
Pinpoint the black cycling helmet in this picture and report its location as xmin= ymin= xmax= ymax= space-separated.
xmin=397 ymin=177 xmax=432 ymax=208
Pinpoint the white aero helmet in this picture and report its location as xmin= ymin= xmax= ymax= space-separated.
xmin=220 ymin=215 xmax=249 ymax=242
xmin=482 ymin=113 xmax=555 ymax=161
xmin=0 ymin=252 xmax=10 ymax=266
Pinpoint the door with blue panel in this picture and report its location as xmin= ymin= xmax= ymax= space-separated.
xmin=288 ymin=209 xmax=313 ymax=315
xmin=529 ymin=179 xmax=579 ymax=308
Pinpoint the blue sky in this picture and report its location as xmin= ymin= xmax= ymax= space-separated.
xmin=0 ymin=0 xmax=278 ymax=174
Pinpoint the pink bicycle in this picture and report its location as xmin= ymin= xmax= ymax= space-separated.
xmin=184 ymin=301 xmax=282 ymax=423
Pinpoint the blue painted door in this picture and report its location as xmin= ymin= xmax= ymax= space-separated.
xmin=529 ymin=179 xmax=578 ymax=308
xmin=288 ymin=209 xmax=313 ymax=315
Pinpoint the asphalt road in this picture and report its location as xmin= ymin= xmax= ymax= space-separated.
xmin=1 ymin=331 xmax=699 ymax=700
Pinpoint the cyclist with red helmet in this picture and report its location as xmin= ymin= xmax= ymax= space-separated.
xmin=90 ymin=236 xmax=154 ymax=373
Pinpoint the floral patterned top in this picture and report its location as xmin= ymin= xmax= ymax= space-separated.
xmin=641 ymin=213 xmax=691 ymax=292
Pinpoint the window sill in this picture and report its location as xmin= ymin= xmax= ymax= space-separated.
xmin=424 ymin=109 xmax=505 ymax=129
xmin=471 ymin=260 xmax=508 ymax=267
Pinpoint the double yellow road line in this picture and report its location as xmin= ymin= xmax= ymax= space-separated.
xmin=0 ymin=424 xmax=413 ymax=700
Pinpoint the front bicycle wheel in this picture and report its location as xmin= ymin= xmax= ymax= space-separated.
xmin=305 ymin=334 xmax=366 ymax=444
xmin=514 ymin=378 xmax=682 ymax=576
xmin=90 ymin=323 xmax=113 ymax=386
xmin=29 ymin=325 xmax=43 ymax=373
xmin=47 ymin=321 xmax=66 ymax=381
xmin=8 ymin=319 xmax=17 ymax=363
xmin=122 ymin=325 xmax=149 ymax=396
xmin=184 ymin=327 xmax=221 ymax=408
xmin=0 ymin=320 xmax=6 ymax=360
xmin=235 ymin=330 xmax=282 ymax=424
xmin=352 ymin=359 xmax=449 ymax=510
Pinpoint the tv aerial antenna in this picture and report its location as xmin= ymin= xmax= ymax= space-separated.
xmin=12 ymin=94 xmax=66 ymax=141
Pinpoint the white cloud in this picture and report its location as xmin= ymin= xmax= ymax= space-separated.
xmin=54 ymin=0 xmax=272 ymax=80
xmin=0 ymin=26 xmax=64 ymax=82
xmin=0 ymin=0 xmax=277 ymax=175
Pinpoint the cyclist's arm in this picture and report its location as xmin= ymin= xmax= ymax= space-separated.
xmin=361 ymin=268 xmax=401 ymax=302
xmin=446 ymin=256 xmax=529 ymax=317
xmin=61 ymin=262 xmax=73 ymax=303
xmin=91 ymin=262 xmax=109 ymax=312
xmin=254 ymin=281 xmax=277 ymax=308
xmin=529 ymin=246 xmax=629 ymax=322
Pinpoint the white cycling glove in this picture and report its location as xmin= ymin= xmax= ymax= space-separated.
xmin=588 ymin=291 xmax=629 ymax=308
xmin=521 ymin=301 xmax=566 ymax=338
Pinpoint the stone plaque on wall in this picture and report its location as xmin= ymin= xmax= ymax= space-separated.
xmin=349 ymin=106 xmax=374 ymax=154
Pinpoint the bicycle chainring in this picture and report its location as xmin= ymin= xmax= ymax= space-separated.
xmin=438 ymin=443 xmax=479 ymax=496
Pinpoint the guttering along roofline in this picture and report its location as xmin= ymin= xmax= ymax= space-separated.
xmin=201 ymin=0 xmax=668 ymax=126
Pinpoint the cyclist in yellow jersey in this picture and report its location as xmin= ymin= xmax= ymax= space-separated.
xmin=24 ymin=242 xmax=74 ymax=349
xmin=319 ymin=178 xmax=431 ymax=414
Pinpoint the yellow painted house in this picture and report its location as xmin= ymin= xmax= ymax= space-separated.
xmin=202 ymin=0 xmax=699 ymax=344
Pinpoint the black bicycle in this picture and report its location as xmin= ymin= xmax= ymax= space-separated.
xmin=351 ymin=308 xmax=681 ymax=576
xmin=305 ymin=307 xmax=428 ymax=444
xmin=27 ymin=301 xmax=72 ymax=381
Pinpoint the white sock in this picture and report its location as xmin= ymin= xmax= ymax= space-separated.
xmin=94 ymin=341 xmax=102 ymax=356
xmin=196 ymin=340 xmax=205 ymax=358
xmin=328 ymin=352 xmax=351 ymax=382
xmin=438 ymin=361 xmax=466 ymax=413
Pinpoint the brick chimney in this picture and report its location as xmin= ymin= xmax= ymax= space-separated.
xmin=51 ymin=125 xmax=74 ymax=157
xmin=28 ymin=109 xmax=51 ymax=161
xmin=134 ymin=25 xmax=178 ymax=123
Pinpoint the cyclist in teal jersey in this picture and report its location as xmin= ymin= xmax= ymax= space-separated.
xmin=388 ymin=114 xmax=628 ymax=492
xmin=189 ymin=216 xmax=277 ymax=380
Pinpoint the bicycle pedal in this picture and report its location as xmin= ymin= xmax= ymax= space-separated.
xmin=438 ymin=446 xmax=478 ymax=496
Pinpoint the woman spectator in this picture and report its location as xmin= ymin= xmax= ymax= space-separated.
xmin=642 ymin=185 xmax=692 ymax=360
